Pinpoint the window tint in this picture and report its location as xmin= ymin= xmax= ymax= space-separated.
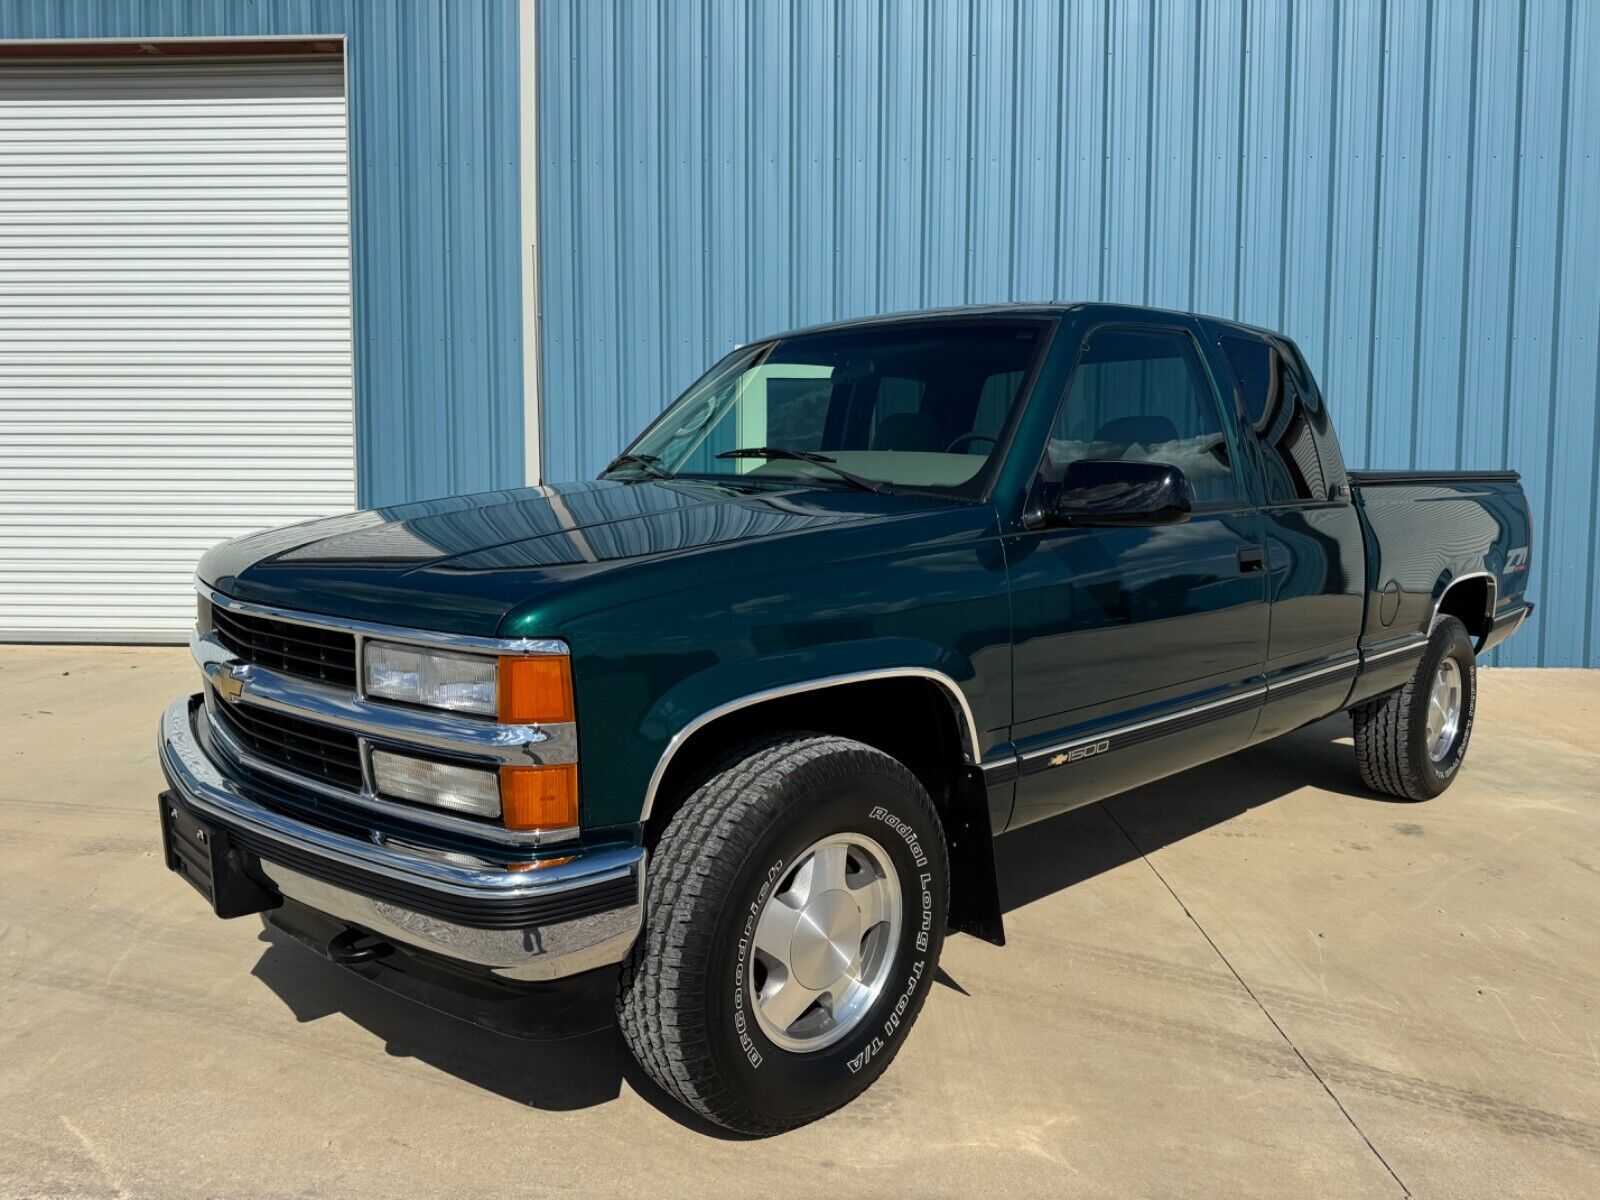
xmin=1220 ymin=334 xmax=1336 ymax=504
xmin=1045 ymin=327 xmax=1238 ymax=504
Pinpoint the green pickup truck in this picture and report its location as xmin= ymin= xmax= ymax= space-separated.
xmin=159 ymin=304 xmax=1533 ymax=1133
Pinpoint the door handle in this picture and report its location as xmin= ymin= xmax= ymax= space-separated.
xmin=1237 ymin=546 xmax=1267 ymax=573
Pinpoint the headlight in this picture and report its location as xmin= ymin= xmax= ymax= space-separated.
xmin=363 ymin=641 xmax=497 ymax=715
xmin=362 ymin=641 xmax=575 ymax=724
xmin=362 ymin=639 xmax=579 ymax=833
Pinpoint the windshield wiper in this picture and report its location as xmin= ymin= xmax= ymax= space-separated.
xmin=715 ymin=447 xmax=886 ymax=493
xmin=601 ymin=452 xmax=674 ymax=481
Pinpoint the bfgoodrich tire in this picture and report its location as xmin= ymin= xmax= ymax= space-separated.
xmin=617 ymin=733 xmax=949 ymax=1135
xmin=1352 ymin=614 xmax=1477 ymax=801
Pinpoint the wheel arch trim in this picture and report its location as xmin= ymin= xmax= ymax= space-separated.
xmin=638 ymin=667 xmax=981 ymax=823
xmin=1432 ymin=570 xmax=1497 ymax=648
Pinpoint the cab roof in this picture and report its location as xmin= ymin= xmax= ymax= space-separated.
xmin=761 ymin=301 xmax=1285 ymax=345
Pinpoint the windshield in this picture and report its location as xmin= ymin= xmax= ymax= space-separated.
xmin=612 ymin=319 xmax=1049 ymax=497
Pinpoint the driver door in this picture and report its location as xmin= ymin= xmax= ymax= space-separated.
xmin=1002 ymin=322 xmax=1269 ymax=829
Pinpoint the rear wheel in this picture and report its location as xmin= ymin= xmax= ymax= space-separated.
xmin=617 ymin=733 xmax=948 ymax=1135
xmin=1352 ymin=614 xmax=1477 ymax=800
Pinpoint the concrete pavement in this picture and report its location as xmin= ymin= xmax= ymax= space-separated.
xmin=0 ymin=647 xmax=1595 ymax=1198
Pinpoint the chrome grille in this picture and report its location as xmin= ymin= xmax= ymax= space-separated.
xmin=209 ymin=602 xmax=357 ymax=688
xmin=210 ymin=696 xmax=364 ymax=792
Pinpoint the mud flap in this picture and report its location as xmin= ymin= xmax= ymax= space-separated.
xmin=943 ymin=767 xmax=1006 ymax=946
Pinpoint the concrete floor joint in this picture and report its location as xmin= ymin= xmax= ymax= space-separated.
xmin=1103 ymin=805 xmax=1414 ymax=1199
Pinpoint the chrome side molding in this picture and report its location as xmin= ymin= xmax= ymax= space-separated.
xmin=1361 ymin=635 xmax=1430 ymax=665
xmin=977 ymin=653 xmax=1373 ymax=780
xmin=1011 ymin=684 xmax=1267 ymax=778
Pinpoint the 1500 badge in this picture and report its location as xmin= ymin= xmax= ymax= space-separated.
xmin=1050 ymin=739 xmax=1110 ymax=767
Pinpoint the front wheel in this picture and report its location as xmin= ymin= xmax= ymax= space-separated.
xmin=1352 ymin=614 xmax=1477 ymax=800
xmin=617 ymin=733 xmax=949 ymax=1135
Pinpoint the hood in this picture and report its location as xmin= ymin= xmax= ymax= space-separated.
xmin=199 ymin=478 xmax=943 ymax=636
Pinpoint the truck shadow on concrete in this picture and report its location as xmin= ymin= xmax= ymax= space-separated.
xmin=249 ymin=928 xmax=635 ymax=1111
xmin=995 ymin=711 xmax=1386 ymax=913
xmin=246 ymin=712 xmax=1386 ymax=1136
xmin=248 ymin=929 xmax=757 ymax=1136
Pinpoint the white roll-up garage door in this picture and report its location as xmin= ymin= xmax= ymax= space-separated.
xmin=0 ymin=54 xmax=355 ymax=641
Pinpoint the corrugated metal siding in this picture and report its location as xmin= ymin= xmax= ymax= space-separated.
xmin=0 ymin=57 xmax=355 ymax=639
xmin=0 ymin=0 xmax=526 ymax=510
xmin=537 ymin=0 xmax=1600 ymax=667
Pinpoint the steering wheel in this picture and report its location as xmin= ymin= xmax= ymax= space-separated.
xmin=944 ymin=432 xmax=998 ymax=455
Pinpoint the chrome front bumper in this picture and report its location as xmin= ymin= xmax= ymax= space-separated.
xmin=158 ymin=697 xmax=644 ymax=982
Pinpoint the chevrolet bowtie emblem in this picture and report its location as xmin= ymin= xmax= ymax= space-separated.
xmin=214 ymin=669 xmax=246 ymax=704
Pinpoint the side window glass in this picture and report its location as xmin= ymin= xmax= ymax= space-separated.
xmin=1220 ymin=334 xmax=1329 ymax=504
xmin=1046 ymin=327 xmax=1239 ymax=504
xmin=721 ymin=365 xmax=837 ymax=474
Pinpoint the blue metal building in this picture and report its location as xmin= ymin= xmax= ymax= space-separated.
xmin=537 ymin=0 xmax=1600 ymax=669
xmin=1 ymin=1 xmax=1596 ymax=664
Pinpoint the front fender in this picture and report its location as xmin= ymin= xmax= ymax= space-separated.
xmin=546 ymin=505 xmax=1013 ymax=834
xmin=635 ymin=637 xmax=984 ymax=822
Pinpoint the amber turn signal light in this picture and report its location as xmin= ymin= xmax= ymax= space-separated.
xmin=500 ymin=763 xmax=579 ymax=831
xmin=505 ymin=855 xmax=576 ymax=872
xmin=498 ymin=654 xmax=574 ymax=724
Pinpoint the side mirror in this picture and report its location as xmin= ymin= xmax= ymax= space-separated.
xmin=1031 ymin=459 xmax=1193 ymax=528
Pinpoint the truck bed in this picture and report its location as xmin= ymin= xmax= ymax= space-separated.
xmin=1346 ymin=468 xmax=1533 ymax=706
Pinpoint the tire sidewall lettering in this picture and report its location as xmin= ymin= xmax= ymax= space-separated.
xmin=847 ymin=806 xmax=937 ymax=1075
xmin=722 ymin=787 xmax=945 ymax=1104
xmin=732 ymin=856 xmax=785 ymax=1069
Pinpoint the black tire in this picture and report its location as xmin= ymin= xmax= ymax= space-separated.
xmin=617 ymin=733 xmax=949 ymax=1135
xmin=1352 ymin=615 xmax=1477 ymax=801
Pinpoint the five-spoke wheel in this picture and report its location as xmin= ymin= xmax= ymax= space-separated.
xmin=618 ymin=733 xmax=948 ymax=1134
xmin=1424 ymin=657 xmax=1463 ymax=762
xmin=749 ymin=834 xmax=902 ymax=1051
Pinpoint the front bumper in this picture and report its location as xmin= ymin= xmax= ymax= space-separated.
xmin=158 ymin=696 xmax=644 ymax=984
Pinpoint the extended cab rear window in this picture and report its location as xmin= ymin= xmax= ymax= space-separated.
xmin=1220 ymin=333 xmax=1347 ymax=505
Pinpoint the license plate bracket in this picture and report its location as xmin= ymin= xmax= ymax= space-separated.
xmin=159 ymin=791 xmax=279 ymax=918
